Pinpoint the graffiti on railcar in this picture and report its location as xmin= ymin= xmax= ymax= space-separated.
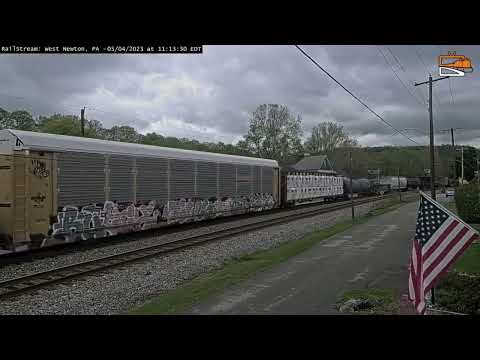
xmin=48 ymin=193 xmax=275 ymax=244
xmin=31 ymin=159 xmax=50 ymax=178
xmin=50 ymin=201 xmax=161 ymax=242
xmin=163 ymin=193 xmax=275 ymax=225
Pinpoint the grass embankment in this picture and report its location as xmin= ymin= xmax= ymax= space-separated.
xmin=129 ymin=197 xmax=414 ymax=315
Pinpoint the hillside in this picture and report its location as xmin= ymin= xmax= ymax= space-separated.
xmin=325 ymin=145 xmax=479 ymax=180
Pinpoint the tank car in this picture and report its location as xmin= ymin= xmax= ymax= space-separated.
xmin=379 ymin=176 xmax=407 ymax=192
xmin=407 ymin=177 xmax=420 ymax=190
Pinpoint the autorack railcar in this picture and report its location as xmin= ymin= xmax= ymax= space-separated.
xmin=282 ymin=171 xmax=344 ymax=206
xmin=0 ymin=130 xmax=280 ymax=253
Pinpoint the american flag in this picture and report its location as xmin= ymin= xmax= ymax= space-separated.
xmin=409 ymin=191 xmax=479 ymax=314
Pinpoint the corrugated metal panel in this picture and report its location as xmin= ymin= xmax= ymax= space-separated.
xmin=196 ymin=161 xmax=217 ymax=199
xmin=170 ymin=159 xmax=195 ymax=200
xmin=219 ymin=163 xmax=235 ymax=198
xmin=252 ymin=166 xmax=262 ymax=193
xmin=109 ymin=155 xmax=134 ymax=203
xmin=136 ymin=157 xmax=168 ymax=205
xmin=57 ymin=152 xmax=105 ymax=207
xmin=237 ymin=164 xmax=251 ymax=196
xmin=6 ymin=129 xmax=279 ymax=168
xmin=262 ymin=167 xmax=273 ymax=193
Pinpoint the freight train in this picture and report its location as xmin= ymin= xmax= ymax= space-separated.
xmin=0 ymin=130 xmax=403 ymax=254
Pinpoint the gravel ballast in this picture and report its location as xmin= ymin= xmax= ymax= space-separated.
xmin=0 ymin=195 xmax=416 ymax=315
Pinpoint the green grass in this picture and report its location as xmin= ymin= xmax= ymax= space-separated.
xmin=454 ymin=243 xmax=480 ymax=274
xmin=441 ymin=200 xmax=480 ymax=274
xmin=129 ymin=220 xmax=354 ymax=315
xmin=338 ymin=288 xmax=399 ymax=314
xmin=129 ymin=198 xmax=414 ymax=315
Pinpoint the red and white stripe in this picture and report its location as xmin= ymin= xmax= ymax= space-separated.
xmin=423 ymin=223 xmax=477 ymax=293
xmin=409 ymin=198 xmax=479 ymax=315
xmin=409 ymin=238 xmax=425 ymax=314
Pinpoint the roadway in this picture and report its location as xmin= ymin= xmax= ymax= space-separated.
xmin=186 ymin=194 xmax=453 ymax=314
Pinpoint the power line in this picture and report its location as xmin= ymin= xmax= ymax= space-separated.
xmin=294 ymin=45 xmax=422 ymax=146
xmin=377 ymin=46 xmax=426 ymax=107
xmin=387 ymin=47 xmax=406 ymax=72
xmin=436 ymin=45 xmax=455 ymax=106
xmin=448 ymin=77 xmax=455 ymax=105
xmin=414 ymin=46 xmax=442 ymax=107
xmin=386 ymin=46 xmax=428 ymax=104
xmin=414 ymin=47 xmax=430 ymax=73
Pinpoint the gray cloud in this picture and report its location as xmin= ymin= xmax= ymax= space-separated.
xmin=0 ymin=45 xmax=479 ymax=147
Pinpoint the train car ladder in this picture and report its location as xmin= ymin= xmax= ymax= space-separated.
xmin=13 ymin=154 xmax=28 ymax=249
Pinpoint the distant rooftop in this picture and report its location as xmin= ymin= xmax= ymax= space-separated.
xmin=291 ymin=155 xmax=334 ymax=172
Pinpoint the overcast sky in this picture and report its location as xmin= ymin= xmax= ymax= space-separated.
xmin=0 ymin=45 xmax=479 ymax=147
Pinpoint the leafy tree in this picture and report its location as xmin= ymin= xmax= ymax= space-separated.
xmin=104 ymin=125 xmax=141 ymax=143
xmin=0 ymin=107 xmax=10 ymax=129
xmin=240 ymin=104 xmax=303 ymax=164
xmin=37 ymin=114 xmax=83 ymax=136
xmin=455 ymin=184 xmax=480 ymax=223
xmin=0 ymin=109 xmax=36 ymax=131
xmin=37 ymin=113 xmax=104 ymax=138
xmin=454 ymin=146 xmax=478 ymax=182
xmin=305 ymin=122 xmax=358 ymax=155
xmin=142 ymin=132 xmax=166 ymax=146
xmin=86 ymin=119 xmax=106 ymax=138
xmin=10 ymin=111 xmax=36 ymax=131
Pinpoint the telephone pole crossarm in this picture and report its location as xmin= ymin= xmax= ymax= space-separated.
xmin=414 ymin=76 xmax=449 ymax=86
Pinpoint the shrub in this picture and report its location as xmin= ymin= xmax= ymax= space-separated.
xmin=437 ymin=272 xmax=480 ymax=315
xmin=455 ymin=184 xmax=480 ymax=223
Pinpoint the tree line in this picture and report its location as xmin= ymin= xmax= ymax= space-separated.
xmin=0 ymin=104 xmax=357 ymax=166
xmin=2 ymin=103 xmax=476 ymax=179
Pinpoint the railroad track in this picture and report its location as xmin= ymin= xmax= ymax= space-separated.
xmin=0 ymin=194 xmax=380 ymax=264
xmin=0 ymin=193 xmax=414 ymax=301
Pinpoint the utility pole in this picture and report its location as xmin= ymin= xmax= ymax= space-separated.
xmin=477 ymin=156 xmax=479 ymax=186
xmin=428 ymin=76 xmax=435 ymax=199
xmin=451 ymin=128 xmax=456 ymax=182
xmin=349 ymin=149 xmax=354 ymax=221
xmin=80 ymin=107 xmax=86 ymax=137
xmin=415 ymin=75 xmax=449 ymax=201
xmin=440 ymin=128 xmax=462 ymax=183
xmin=461 ymin=146 xmax=464 ymax=184
xmin=398 ymin=167 xmax=401 ymax=202
xmin=415 ymin=74 xmax=449 ymax=307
